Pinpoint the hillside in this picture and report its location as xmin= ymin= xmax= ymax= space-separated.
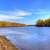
xmin=0 ymin=21 xmax=26 ymax=27
xmin=0 ymin=36 xmax=19 ymax=50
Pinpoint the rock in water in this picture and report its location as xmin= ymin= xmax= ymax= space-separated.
xmin=0 ymin=36 xmax=19 ymax=50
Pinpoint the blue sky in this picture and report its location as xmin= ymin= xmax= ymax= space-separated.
xmin=0 ymin=0 xmax=50 ymax=24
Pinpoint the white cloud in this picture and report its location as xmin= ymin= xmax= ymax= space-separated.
xmin=0 ymin=10 xmax=32 ymax=22
xmin=0 ymin=14 xmax=24 ymax=19
xmin=15 ymin=10 xmax=32 ymax=16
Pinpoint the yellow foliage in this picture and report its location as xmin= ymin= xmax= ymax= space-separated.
xmin=0 ymin=21 xmax=26 ymax=27
xmin=36 ymin=18 xmax=50 ymax=26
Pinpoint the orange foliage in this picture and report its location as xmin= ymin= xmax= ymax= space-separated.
xmin=0 ymin=21 xmax=26 ymax=27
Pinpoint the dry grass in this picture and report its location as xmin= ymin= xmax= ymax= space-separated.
xmin=0 ymin=36 xmax=19 ymax=50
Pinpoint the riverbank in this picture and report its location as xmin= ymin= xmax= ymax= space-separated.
xmin=0 ymin=21 xmax=26 ymax=27
xmin=0 ymin=36 xmax=19 ymax=50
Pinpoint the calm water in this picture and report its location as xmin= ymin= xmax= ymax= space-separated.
xmin=0 ymin=26 xmax=50 ymax=50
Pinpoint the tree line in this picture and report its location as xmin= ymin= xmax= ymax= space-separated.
xmin=36 ymin=18 xmax=50 ymax=26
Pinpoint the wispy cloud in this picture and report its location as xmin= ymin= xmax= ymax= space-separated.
xmin=15 ymin=10 xmax=32 ymax=16
xmin=32 ymin=9 xmax=50 ymax=15
xmin=0 ymin=10 xmax=32 ymax=22
xmin=32 ymin=9 xmax=50 ymax=20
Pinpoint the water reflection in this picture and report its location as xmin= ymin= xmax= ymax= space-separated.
xmin=0 ymin=27 xmax=50 ymax=50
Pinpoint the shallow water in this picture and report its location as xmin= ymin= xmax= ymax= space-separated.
xmin=0 ymin=26 xmax=50 ymax=50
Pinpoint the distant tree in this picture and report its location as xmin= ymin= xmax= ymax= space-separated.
xmin=36 ymin=19 xmax=45 ymax=26
xmin=36 ymin=18 xmax=50 ymax=26
xmin=46 ymin=18 xmax=50 ymax=26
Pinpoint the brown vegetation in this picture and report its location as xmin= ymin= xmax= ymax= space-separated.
xmin=0 ymin=21 xmax=26 ymax=27
xmin=36 ymin=19 xmax=45 ymax=26
xmin=36 ymin=18 xmax=50 ymax=27
xmin=0 ymin=36 xmax=19 ymax=50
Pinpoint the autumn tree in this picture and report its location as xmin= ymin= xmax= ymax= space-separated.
xmin=36 ymin=19 xmax=45 ymax=26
